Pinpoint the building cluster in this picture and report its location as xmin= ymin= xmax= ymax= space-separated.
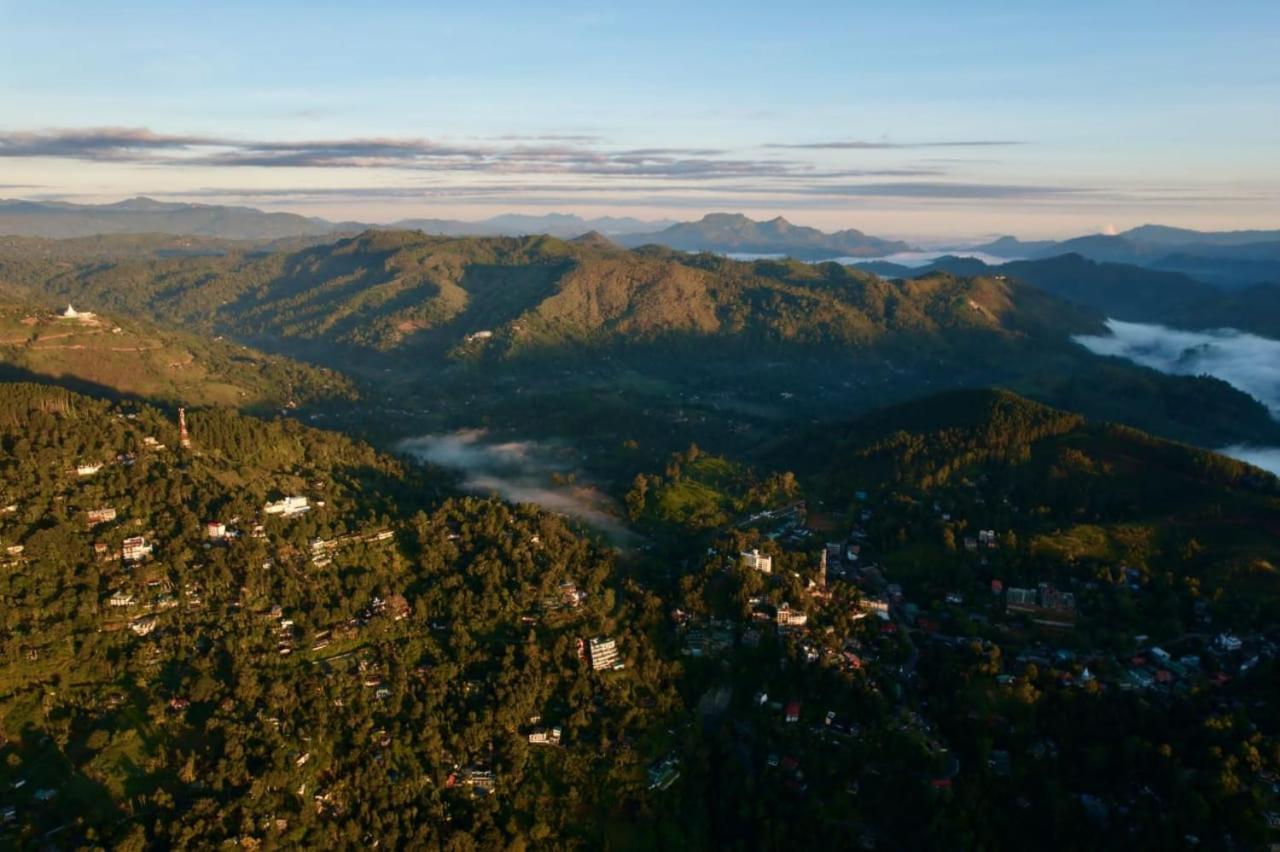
xmin=1005 ymin=583 xmax=1077 ymax=626
xmin=527 ymin=726 xmax=563 ymax=746
xmin=963 ymin=529 xmax=999 ymax=552
xmin=309 ymin=529 xmax=395 ymax=567
xmin=680 ymin=619 xmax=734 ymax=658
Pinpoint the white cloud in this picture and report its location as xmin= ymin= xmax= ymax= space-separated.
xmin=397 ymin=430 xmax=635 ymax=541
xmin=1074 ymin=318 xmax=1280 ymax=476
xmin=1074 ymin=319 xmax=1280 ymax=416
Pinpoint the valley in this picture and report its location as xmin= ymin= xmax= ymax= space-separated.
xmin=2 ymin=226 xmax=1279 ymax=849
xmin=5 ymin=5 xmax=1279 ymax=847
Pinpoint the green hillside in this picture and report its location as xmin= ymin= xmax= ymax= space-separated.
xmin=784 ymin=389 xmax=1280 ymax=615
xmin=2 ymin=231 xmax=1275 ymax=456
xmin=0 ymin=299 xmax=354 ymax=409
xmin=0 ymin=230 xmax=1100 ymax=355
xmin=0 ymin=382 xmax=682 ymax=849
xmin=866 ymin=253 xmax=1280 ymax=338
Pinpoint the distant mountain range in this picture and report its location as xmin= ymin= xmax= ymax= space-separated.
xmin=0 ymin=197 xmax=361 ymax=241
xmin=968 ymin=225 xmax=1280 ymax=289
xmin=617 ymin=212 xmax=912 ymax=259
xmin=0 ymin=200 xmax=905 ymax=258
xmin=0 ymin=198 xmax=673 ymax=241
xmin=392 ymin=212 xmax=675 ymax=238
xmin=3 ymin=199 xmax=1275 ymax=287
xmin=856 ymin=252 xmax=1280 ymax=338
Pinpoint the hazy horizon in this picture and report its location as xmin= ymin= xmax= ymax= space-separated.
xmin=0 ymin=193 xmax=1271 ymax=246
xmin=3 ymin=1 xmax=1278 ymax=240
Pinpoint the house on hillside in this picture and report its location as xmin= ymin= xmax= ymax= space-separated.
xmin=528 ymin=727 xmax=562 ymax=746
xmin=86 ymin=507 xmax=117 ymax=527
xmin=264 ymin=496 xmax=310 ymax=518
xmin=129 ymin=616 xmax=158 ymax=636
xmin=776 ymin=603 xmax=808 ymax=628
xmin=1006 ymin=587 xmax=1037 ymax=612
xmin=856 ymin=597 xmax=890 ymax=621
xmin=587 ymin=637 xmax=620 ymax=670
xmin=741 ymin=549 xmax=772 ymax=574
xmin=1039 ymin=583 xmax=1075 ymax=613
xmin=122 ymin=536 xmax=152 ymax=562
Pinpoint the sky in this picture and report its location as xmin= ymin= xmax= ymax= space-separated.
xmin=1 ymin=0 xmax=1278 ymax=239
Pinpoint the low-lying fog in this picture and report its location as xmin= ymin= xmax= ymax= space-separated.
xmin=723 ymin=250 xmax=1013 ymax=266
xmin=869 ymin=250 xmax=1015 ymax=267
xmin=1074 ymin=318 xmax=1280 ymax=475
xmin=398 ymin=430 xmax=635 ymax=542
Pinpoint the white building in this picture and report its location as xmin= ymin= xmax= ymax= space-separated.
xmin=776 ymin=603 xmax=808 ymax=628
xmin=528 ymin=727 xmax=562 ymax=746
xmin=857 ymin=597 xmax=890 ymax=621
xmin=122 ymin=536 xmax=152 ymax=562
xmin=588 ymin=637 xmax=620 ymax=670
xmin=60 ymin=304 xmax=96 ymax=322
xmin=264 ymin=496 xmax=310 ymax=517
xmin=741 ymin=549 xmax=772 ymax=574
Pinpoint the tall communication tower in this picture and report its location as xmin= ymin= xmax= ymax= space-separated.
xmin=178 ymin=407 xmax=191 ymax=449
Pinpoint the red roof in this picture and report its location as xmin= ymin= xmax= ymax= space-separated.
xmin=784 ymin=701 xmax=801 ymax=720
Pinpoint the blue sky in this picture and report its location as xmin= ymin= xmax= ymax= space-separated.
xmin=1 ymin=0 xmax=1277 ymax=238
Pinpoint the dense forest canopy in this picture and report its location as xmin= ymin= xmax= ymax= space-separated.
xmin=2 ymin=374 xmax=1278 ymax=848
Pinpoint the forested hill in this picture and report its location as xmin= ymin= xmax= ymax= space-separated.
xmin=7 ymin=230 xmax=1280 ymax=452
xmin=0 ymin=381 xmax=686 ymax=848
xmin=784 ymin=388 xmax=1277 ymax=500
xmin=0 ymin=297 xmax=354 ymax=409
xmin=859 ymin=253 xmax=1280 ymax=338
xmin=0 ymin=229 xmax=1102 ymax=357
xmin=777 ymin=388 xmax=1280 ymax=638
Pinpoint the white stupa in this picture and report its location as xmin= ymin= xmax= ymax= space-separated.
xmin=59 ymin=304 xmax=96 ymax=321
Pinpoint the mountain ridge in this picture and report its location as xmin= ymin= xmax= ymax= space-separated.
xmin=619 ymin=212 xmax=912 ymax=259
